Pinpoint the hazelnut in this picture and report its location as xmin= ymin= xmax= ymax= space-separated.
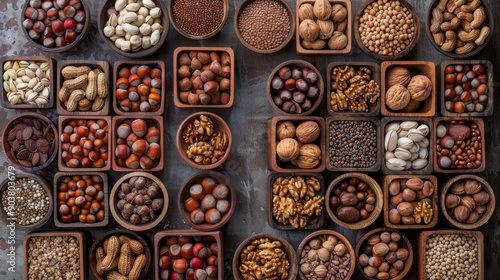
xmin=445 ymin=194 xmax=461 ymax=209
xmin=337 ymin=206 xmax=360 ymax=223
xmin=473 ymin=191 xmax=490 ymax=206
xmin=372 ymin=243 xmax=389 ymax=257
xmin=395 ymin=248 xmax=409 ymax=261
xmin=340 ymin=192 xmax=358 ymax=206
xmin=389 ymin=180 xmax=400 ymax=196
xmin=212 ymin=184 xmax=229 ymax=200
xmin=201 ymin=194 xmax=216 ymax=210
xmin=389 ymin=208 xmax=401 ymax=224
xmin=453 ymin=205 xmax=471 ymax=222
xmin=317 ymin=248 xmax=330 ymax=261
xmin=334 ymin=243 xmax=347 ymax=256
xmin=465 ymin=179 xmax=482 ymax=195
xmin=402 ymin=188 xmax=417 ymax=202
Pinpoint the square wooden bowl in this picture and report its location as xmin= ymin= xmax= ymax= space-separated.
xmin=381 ymin=61 xmax=436 ymax=117
xmin=113 ymin=60 xmax=165 ymax=115
xmin=0 ymin=56 xmax=54 ymax=109
xmin=382 ymin=175 xmax=438 ymax=229
xmin=268 ymin=116 xmax=326 ymax=172
xmin=295 ymin=0 xmax=352 ymax=55
xmin=24 ymin=231 xmax=86 ymax=280
xmin=53 ymin=172 xmax=109 ymax=228
xmin=326 ymin=116 xmax=381 ymax=172
xmin=439 ymin=60 xmax=493 ymax=117
xmin=57 ymin=60 xmax=110 ymax=115
xmin=327 ymin=62 xmax=380 ymax=116
xmin=267 ymin=172 xmax=325 ymax=230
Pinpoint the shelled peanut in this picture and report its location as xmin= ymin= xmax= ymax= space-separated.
xmin=116 ymin=63 xmax=162 ymax=112
xmin=3 ymin=60 xmax=51 ymax=106
xmin=388 ymin=177 xmax=435 ymax=225
xmin=59 ymin=65 xmax=108 ymax=112
xmin=184 ymin=176 xmax=231 ymax=225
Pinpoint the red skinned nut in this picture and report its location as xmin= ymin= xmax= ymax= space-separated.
xmin=190 ymin=257 xmax=205 ymax=270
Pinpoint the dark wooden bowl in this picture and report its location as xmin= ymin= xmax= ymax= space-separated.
xmin=440 ymin=175 xmax=495 ymax=229
xmin=326 ymin=172 xmax=383 ymax=230
xmin=2 ymin=113 xmax=58 ymax=172
xmin=353 ymin=0 xmax=420 ymax=60
xmin=382 ymin=175 xmax=439 ymax=229
xmin=267 ymin=116 xmax=326 ymax=172
xmin=113 ymin=60 xmax=165 ymax=115
xmin=110 ymin=172 xmax=169 ymax=232
xmin=234 ymin=0 xmax=295 ymax=54
xmin=173 ymin=47 xmax=235 ymax=108
xmin=0 ymin=173 xmax=53 ymax=231
xmin=57 ymin=60 xmax=110 ymax=115
xmin=267 ymin=173 xmax=325 ymax=230
xmin=98 ymin=0 xmax=169 ymax=58
xmin=176 ymin=112 xmax=232 ymax=170
xmin=168 ymin=0 xmax=229 ymax=39
xmin=380 ymin=61 xmax=436 ymax=117
xmin=267 ymin=59 xmax=324 ymax=116
xmin=438 ymin=60 xmax=493 ymax=117
xmin=233 ymin=233 xmax=297 ymax=280
xmin=0 ymin=56 xmax=55 ymax=109
xmin=89 ymin=229 xmax=151 ymax=280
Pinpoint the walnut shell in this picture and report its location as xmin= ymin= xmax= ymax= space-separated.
xmin=295 ymin=121 xmax=320 ymax=143
xmin=299 ymin=19 xmax=320 ymax=43
xmin=401 ymin=99 xmax=421 ymax=112
xmin=313 ymin=0 xmax=332 ymax=20
xmin=331 ymin=4 xmax=347 ymax=22
xmin=276 ymin=138 xmax=300 ymax=161
xmin=317 ymin=19 xmax=334 ymax=40
xmin=386 ymin=66 xmax=411 ymax=87
xmin=328 ymin=31 xmax=347 ymax=50
xmin=295 ymin=144 xmax=321 ymax=168
xmin=385 ymin=84 xmax=411 ymax=111
xmin=276 ymin=120 xmax=296 ymax=140
xmin=298 ymin=3 xmax=315 ymax=21
xmin=407 ymin=75 xmax=432 ymax=101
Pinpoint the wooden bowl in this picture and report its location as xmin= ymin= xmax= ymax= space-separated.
xmin=110 ymin=172 xmax=169 ymax=231
xmin=24 ymin=231 xmax=86 ymax=280
xmin=381 ymin=117 xmax=434 ymax=175
xmin=178 ymin=171 xmax=236 ymax=231
xmin=295 ymin=0 xmax=352 ymax=55
xmin=168 ymin=0 xmax=229 ymax=39
xmin=234 ymin=0 xmax=295 ymax=54
xmin=98 ymin=0 xmax=169 ymax=58
xmin=0 ymin=173 xmax=53 ymax=231
xmin=176 ymin=112 xmax=232 ymax=170
xmin=173 ymin=47 xmax=235 ymax=108
xmin=432 ymin=117 xmax=485 ymax=173
xmin=267 ymin=116 xmax=326 ymax=172
xmin=439 ymin=60 xmax=493 ymax=117
xmin=233 ymin=233 xmax=297 ymax=280
xmin=326 ymin=172 xmax=383 ymax=230
xmin=0 ymin=56 xmax=55 ymax=109
xmin=89 ymin=229 xmax=151 ymax=280
xmin=2 ymin=113 xmax=58 ymax=172
xmin=267 ymin=173 xmax=325 ymax=230
xmin=382 ymin=175 xmax=439 ymax=229
xmin=267 ymin=59 xmax=324 ymax=116
xmin=417 ymin=230 xmax=483 ymax=279
xmin=154 ymin=230 xmax=224 ymax=280
xmin=113 ymin=60 xmax=165 ymax=115
xmin=53 ymin=172 xmax=109 ymax=228
xmin=296 ymin=230 xmax=355 ymax=279
xmin=440 ymin=175 xmax=495 ymax=229
xmin=356 ymin=228 xmax=413 ymax=280
xmin=380 ymin=61 xmax=436 ymax=117
xmin=57 ymin=60 xmax=110 ymax=115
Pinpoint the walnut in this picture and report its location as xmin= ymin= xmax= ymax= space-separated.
xmin=386 ymin=66 xmax=412 ymax=87
xmin=276 ymin=138 xmax=300 ymax=161
xmin=276 ymin=121 xmax=296 ymax=140
xmin=294 ymin=144 xmax=321 ymax=168
xmin=298 ymin=3 xmax=315 ymax=21
xmin=299 ymin=19 xmax=320 ymax=42
xmin=413 ymin=201 xmax=433 ymax=224
xmin=407 ymin=75 xmax=432 ymax=101
xmin=330 ymin=91 xmax=348 ymax=111
xmin=295 ymin=121 xmax=320 ymax=144
xmin=385 ymin=84 xmax=411 ymax=111
xmin=328 ymin=31 xmax=348 ymax=50
xmin=317 ymin=19 xmax=334 ymax=40
xmin=331 ymin=4 xmax=347 ymax=22
xmin=401 ymin=99 xmax=421 ymax=112
xmin=313 ymin=0 xmax=332 ymax=20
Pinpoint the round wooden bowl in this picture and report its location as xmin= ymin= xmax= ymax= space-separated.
xmin=234 ymin=0 xmax=295 ymax=54
xmin=2 ymin=113 xmax=58 ymax=172
xmin=296 ymin=230 xmax=355 ymax=279
xmin=353 ymin=0 xmax=420 ymax=60
xmin=326 ymin=172 xmax=383 ymax=230
xmin=110 ymin=172 xmax=169 ymax=231
xmin=98 ymin=0 xmax=169 ymax=58
xmin=0 ymin=173 xmax=53 ymax=231
xmin=176 ymin=112 xmax=232 ymax=170
xmin=267 ymin=59 xmax=324 ymax=116
xmin=440 ymin=175 xmax=495 ymax=229
xmin=178 ymin=171 xmax=236 ymax=231
xmin=233 ymin=233 xmax=298 ymax=280
xmin=89 ymin=229 xmax=151 ymax=280
xmin=21 ymin=0 xmax=91 ymax=52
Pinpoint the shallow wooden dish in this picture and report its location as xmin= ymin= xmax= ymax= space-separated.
xmin=295 ymin=0 xmax=352 ymax=55
xmin=267 ymin=59 xmax=324 ymax=116
xmin=353 ymin=0 xmax=420 ymax=60
xmin=382 ymin=175 xmax=438 ymax=229
xmin=267 ymin=116 xmax=326 ymax=172
xmin=178 ymin=171 xmax=236 ymax=231
xmin=326 ymin=172 xmax=382 ymax=230
xmin=439 ymin=60 xmax=493 ymax=117
xmin=233 ymin=233 xmax=297 ymax=280
xmin=234 ymin=0 xmax=295 ymax=54
xmin=380 ymin=61 xmax=436 ymax=117
xmin=113 ymin=60 xmax=165 ymax=115
xmin=267 ymin=173 xmax=325 ymax=230
xmin=176 ymin=112 xmax=232 ymax=170
xmin=173 ymin=47 xmax=235 ymax=108
xmin=440 ymin=175 xmax=495 ymax=229
xmin=326 ymin=116 xmax=382 ymax=172
xmin=57 ymin=60 xmax=110 ymax=115
xmin=0 ymin=173 xmax=53 ymax=231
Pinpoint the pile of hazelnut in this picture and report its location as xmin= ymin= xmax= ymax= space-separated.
xmin=388 ymin=177 xmax=435 ymax=226
xmin=444 ymin=178 xmax=490 ymax=224
xmin=329 ymin=177 xmax=376 ymax=224
xmin=385 ymin=66 xmax=432 ymax=113
xmin=275 ymin=120 xmax=322 ymax=169
xmin=444 ymin=63 xmax=489 ymax=113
